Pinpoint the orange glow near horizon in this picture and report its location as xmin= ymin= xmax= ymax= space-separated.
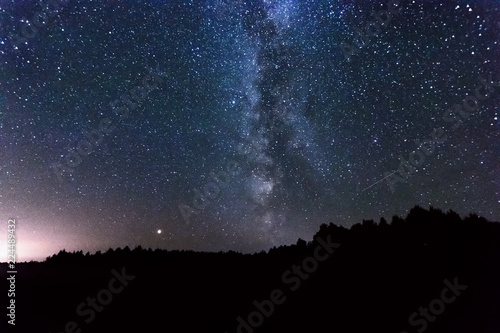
xmin=0 ymin=215 xmax=90 ymax=262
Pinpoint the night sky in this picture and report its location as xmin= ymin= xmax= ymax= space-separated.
xmin=1 ymin=0 xmax=499 ymax=261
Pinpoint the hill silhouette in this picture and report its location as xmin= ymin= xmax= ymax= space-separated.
xmin=2 ymin=205 xmax=499 ymax=333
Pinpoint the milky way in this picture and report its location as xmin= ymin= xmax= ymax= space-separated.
xmin=236 ymin=0 xmax=327 ymax=245
xmin=0 ymin=0 xmax=499 ymax=260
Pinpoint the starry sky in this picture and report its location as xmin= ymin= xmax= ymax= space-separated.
xmin=0 ymin=0 xmax=499 ymax=261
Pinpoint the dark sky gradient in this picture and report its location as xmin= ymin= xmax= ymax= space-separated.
xmin=0 ymin=0 xmax=499 ymax=261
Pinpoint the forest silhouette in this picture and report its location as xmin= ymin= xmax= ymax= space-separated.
xmin=2 ymin=205 xmax=500 ymax=333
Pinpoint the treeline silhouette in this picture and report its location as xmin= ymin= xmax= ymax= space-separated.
xmin=2 ymin=206 xmax=499 ymax=333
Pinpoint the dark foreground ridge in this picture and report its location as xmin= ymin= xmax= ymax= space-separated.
xmin=2 ymin=206 xmax=500 ymax=333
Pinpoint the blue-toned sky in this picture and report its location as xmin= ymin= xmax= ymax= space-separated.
xmin=0 ymin=0 xmax=499 ymax=261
